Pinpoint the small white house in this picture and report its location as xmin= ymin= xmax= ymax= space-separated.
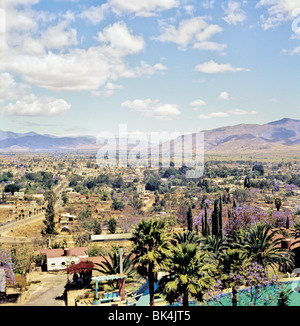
xmin=60 ymin=213 xmax=76 ymax=222
xmin=40 ymin=247 xmax=89 ymax=271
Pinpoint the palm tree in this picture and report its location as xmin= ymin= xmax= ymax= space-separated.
xmin=291 ymin=221 xmax=300 ymax=239
xmin=93 ymin=246 xmax=135 ymax=288
xmin=171 ymin=231 xmax=201 ymax=246
xmin=200 ymin=235 xmax=225 ymax=260
xmin=235 ymin=223 xmax=294 ymax=272
xmin=159 ymin=242 xmax=214 ymax=307
xmin=130 ymin=218 xmax=170 ymax=306
xmin=217 ymin=249 xmax=249 ymax=306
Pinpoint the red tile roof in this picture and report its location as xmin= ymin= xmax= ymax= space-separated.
xmin=40 ymin=247 xmax=89 ymax=258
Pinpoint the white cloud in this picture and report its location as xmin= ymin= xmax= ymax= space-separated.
xmin=19 ymin=20 xmax=78 ymax=55
xmin=109 ymin=0 xmax=179 ymax=17
xmin=128 ymin=61 xmax=167 ymax=78
xmin=102 ymin=82 xmax=124 ymax=97
xmin=0 ymin=9 xmax=6 ymax=33
xmin=97 ymin=21 xmax=145 ymax=55
xmin=190 ymin=99 xmax=206 ymax=107
xmin=153 ymin=16 xmax=224 ymax=50
xmin=78 ymin=4 xmax=110 ymax=25
xmin=4 ymin=21 xmax=164 ymax=92
xmin=257 ymin=0 xmax=300 ymax=30
xmin=4 ymin=8 xmax=39 ymax=32
xmin=291 ymin=46 xmax=300 ymax=55
xmin=41 ymin=21 xmax=78 ymax=50
xmin=228 ymin=109 xmax=257 ymax=115
xmin=193 ymin=41 xmax=227 ymax=52
xmin=0 ymin=72 xmax=29 ymax=102
xmin=121 ymin=99 xmax=181 ymax=120
xmin=222 ymin=1 xmax=247 ymax=25
xmin=0 ymin=72 xmax=71 ymax=117
xmin=183 ymin=5 xmax=195 ymax=16
xmin=1 ymin=94 xmax=71 ymax=116
xmin=217 ymin=91 xmax=230 ymax=100
xmin=202 ymin=0 xmax=215 ymax=9
xmin=199 ymin=109 xmax=257 ymax=119
xmin=199 ymin=111 xmax=229 ymax=119
xmin=195 ymin=60 xmax=250 ymax=74
xmin=3 ymin=0 xmax=39 ymax=6
xmin=3 ymin=4 xmax=56 ymax=34
xmin=79 ymin=0 xmax=179 ymax=23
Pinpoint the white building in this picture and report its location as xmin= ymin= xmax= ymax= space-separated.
xmin=40 ymin=247 xmax=89 ymax=271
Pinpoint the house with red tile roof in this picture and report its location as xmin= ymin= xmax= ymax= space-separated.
xmin=40 ymin=247 xmax=89 ymax=271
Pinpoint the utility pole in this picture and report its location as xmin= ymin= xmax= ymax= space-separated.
xmin=119 ymin=247 xmax=124 ymax=274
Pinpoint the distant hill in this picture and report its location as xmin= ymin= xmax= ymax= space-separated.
xmin=202 ymin=117 xmax=300 ymax=155
xmin=0 ymin=118 xmax=299 ymax=156
xmin=152 ymin=118 xmax=300 ymax=157
xmin=0 ymin=131 xmax=97 ymax=152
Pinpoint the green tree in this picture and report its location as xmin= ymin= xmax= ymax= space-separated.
xmin=202 ymin=204 xmax=210 ymax=237
xmin=83 ymin=219 xmax=102 ymax=235
xmin=61 ymin=192 xmax=68 ymax=206
xmin=201 ymin=235 xmax=224 ymax=261
xmin=93 ymin=246 xmax=135 ymax=288
xmin=171 ymin=231 xmax=201 ymax=246
xmin=78 ymin=207 xmax=92 ymax=221
xmin=217 ymin=249 xmax=249 ymax=306
xmin=108 ymin=217 xmax=117 ymax=234
xmin=11 ymin=244 xmax=34 ymax=276
xmin=130 ymin=194 xmax=143 ymax=210
xmin=211 ymin=199 xmax=220 ymax=238
xmin=244 ymin=176 xmax=251 ymax=189
xmin=275 ymin=198 xmax=282 ymax=211
xmin=4 ymin=184 xmax=20 ymax=195
xmin=159 ymin=243 xmax=214 ymax=306
xmin=111 ymin=199 xmax=125 ymax=211
xmin=130 ymin=218 xmax=170 ymax=306
xmin=41 ymin=191 xmax=57 ymax=237
xmin=278 ymin=288 xmax=293 ymax=306
xmin=187 ymin=205 xmax=193 ymax=232
xmin=233 ymin=199 xmax=237 ymax=208
xmin=234 ymin=223 xmax=294 ymax=272
xmin=112 ymin=175 xmax=124 ymax=189
xmin=252 ymin=163 xmax=264 ymax=176
xmin=219 ymin=195 xmax=223 ymax=239
xmin=145 ymin=177 xmax=161 ymax=192
xmin=286 ymin=215 xmax=290 ymax=229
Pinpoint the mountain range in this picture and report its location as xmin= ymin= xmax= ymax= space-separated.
xmin=201 ymin=117 xmax=300 ymax=155
xmin=0 ymin=118 xmax=299 ymax=156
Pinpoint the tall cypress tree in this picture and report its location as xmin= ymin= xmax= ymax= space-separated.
xmin=233 ymin=199 xmax=237 ymax=208
xmin=286 ymin=216 xmax=290 ymax=229
xmin=211 ymin=199 xmax=220 ymax=237
xmin=204 ymin=204 xmax=210 ymax=236
xmin=187 ymin=205 xmax=193 ymax=232
xmin=42 ymin=191 xmax=58 ymax=237
xmin=219 ymin=195 xmax=223 ymax=239
xmin=228 ymin=208 xmax=232 ymax=224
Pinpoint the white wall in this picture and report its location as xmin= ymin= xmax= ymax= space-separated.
xmin=47 ymin=255 xmax=87 ymax=271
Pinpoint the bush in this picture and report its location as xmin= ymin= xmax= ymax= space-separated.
xmin=233 ymin=188 xmax=253 ymax=203
xmin=108 ymin=217 xmax=117 ymax=234
xmin=145 ymin=177 xmax=161 ymax=191
xmin=111 ymin=199 xmax=125 ymax=211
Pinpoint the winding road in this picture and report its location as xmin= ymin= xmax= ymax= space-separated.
xmin=0 ymin=178 xmax=69 ymax=244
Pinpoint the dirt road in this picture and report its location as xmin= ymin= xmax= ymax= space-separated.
xmin=23 ymin=272 xmax=68 ymax=306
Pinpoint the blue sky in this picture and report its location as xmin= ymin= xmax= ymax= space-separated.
xmin=0 ymin=0 xmax=300 ymax=137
